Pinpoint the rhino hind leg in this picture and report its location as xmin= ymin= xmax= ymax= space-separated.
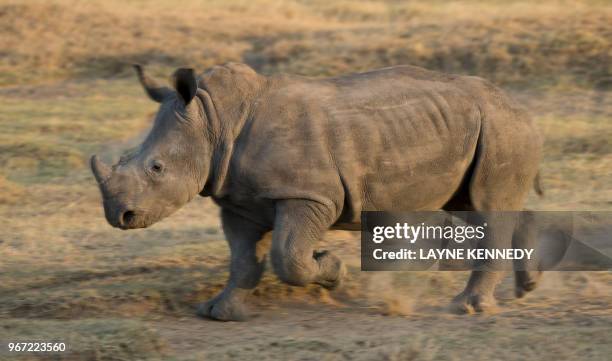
xmin=449 ymin=212 xmax=517 ymax=314
xmin=270 ymin=199 xmax=347 ymax=289
xmin=512 ymin=212 xmax=542 ymax=298
xmin=444 ymin=105 xmax=541 ymax=313
xmin=442 ymin=176 xmax=500 ymax=313
xmin=197 ymin=209 xmax=271 ymax=321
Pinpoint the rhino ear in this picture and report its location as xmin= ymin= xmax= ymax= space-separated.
xmin=173 ymin=68 xmax=198 ymax=105
xmin=133 ymin=64 xmax=172 ymax=103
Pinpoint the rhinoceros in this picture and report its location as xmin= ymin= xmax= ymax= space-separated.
xmin=91 ymin=63 xmax=543 ymax=320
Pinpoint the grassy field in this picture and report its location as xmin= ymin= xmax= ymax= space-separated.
xmin=0 ymin=0 xmax=611 ymax=360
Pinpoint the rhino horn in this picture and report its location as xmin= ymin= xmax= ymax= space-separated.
xmin=90 ymin=155 xmax=112 ymax=184
xmin=133 ymin=64 xmax=172 ymax=103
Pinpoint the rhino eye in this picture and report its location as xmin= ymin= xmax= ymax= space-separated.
xmin=149 ymin=160 xmax=165 ymax=174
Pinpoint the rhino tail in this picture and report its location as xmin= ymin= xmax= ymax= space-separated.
xmin=533 ymin=171 xmax=544 ymax=197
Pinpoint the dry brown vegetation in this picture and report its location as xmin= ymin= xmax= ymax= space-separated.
xmin=0 ymin=1 xmax=611 ymax=360
xmin=1 ymin=0 xmax=610 ymax=87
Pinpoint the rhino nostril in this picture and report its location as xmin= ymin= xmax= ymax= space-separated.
xmin=122 ymin=210 xmax=136 ymax=225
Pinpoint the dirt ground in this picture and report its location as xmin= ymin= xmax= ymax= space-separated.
xmin=1 ymin=148 xmax=611 ymax=360
xmin=1 ymin=1 xmax=611 ymax=360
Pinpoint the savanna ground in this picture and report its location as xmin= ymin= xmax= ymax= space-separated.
xmin=0 ymin=0 xmax=611 ymax=360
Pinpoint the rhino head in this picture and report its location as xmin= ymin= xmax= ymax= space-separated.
xmin=91 ymin=65 xmax=211 ymax=229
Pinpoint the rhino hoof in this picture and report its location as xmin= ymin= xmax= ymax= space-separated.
xmin=514 ymin=271 xmax=542 ymax=299
xmin=314 ymin=251 xmax=347 ymax=290
xmin=449 ymin=292 xmax=497 ymax=315
xmin=317 ymin=264 xmax=347 ymax=290
xmin=196 ymin=297 xmax=248 ymax=322
xmin=515 ymin=281 xmax=539 ymax=298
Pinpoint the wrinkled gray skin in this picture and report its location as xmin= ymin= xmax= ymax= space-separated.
xmin=91 ymin=63 xmax=543 ymax=320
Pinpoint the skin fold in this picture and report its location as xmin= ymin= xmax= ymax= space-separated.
xmin=91 ymin=63 xmax=543 ymax=321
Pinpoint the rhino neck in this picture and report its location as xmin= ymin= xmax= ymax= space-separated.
xmin=197 ymin=65 xmax=267 ymax=198
xmin=196 ymin=88 xmax=231 ymax=198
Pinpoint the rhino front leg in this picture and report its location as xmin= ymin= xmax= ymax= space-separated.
xmin=450 ymin=213 xmax=516 ymax=314
xmin=271 ymin=199 xmax=346 ymax=289
xmin=197 ymin=209 xmax=271 ymax=321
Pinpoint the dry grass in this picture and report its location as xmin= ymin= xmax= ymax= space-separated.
xmin=0 ymin=1 xmax=611 ymax=360
xmin=0 ymin=0 xmax=610 ymax=87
